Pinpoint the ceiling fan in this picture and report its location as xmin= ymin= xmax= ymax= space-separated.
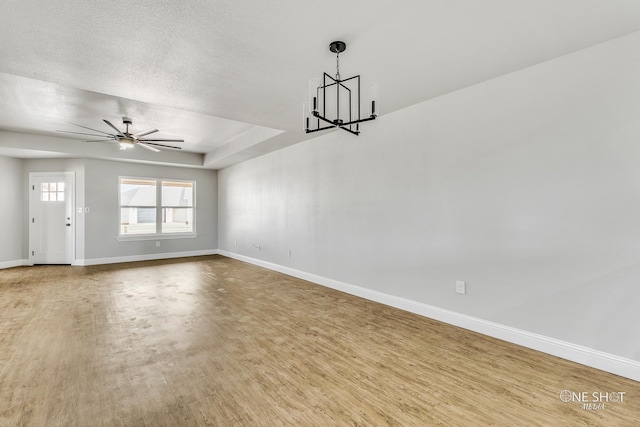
xmin=57 ymin=116 xmax=184 ymax=152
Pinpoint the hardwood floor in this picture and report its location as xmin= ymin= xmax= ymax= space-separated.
xmin=1 ymin=255 xmax=638 ymax=426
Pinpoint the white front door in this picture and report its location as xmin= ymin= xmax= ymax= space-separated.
xmin=29 ymin=172 xmax=75 ymax=264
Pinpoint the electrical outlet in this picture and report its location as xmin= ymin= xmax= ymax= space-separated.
xmin=156 ymin=241 xmax=161 ymax=247
xmin=456 ymin=281 xmax=466 ymax=295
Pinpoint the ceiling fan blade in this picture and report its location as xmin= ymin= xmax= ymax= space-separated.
xmin=103 ymin=119 xmax=124 ymax=136
xmin=141 ymin=139 xmax=185 ymax=143
xmin=138 ymin=142 xmax=161 ymax=152
xmin=133 ymin=128 xmax=158 ymax=138
xmin=57 ymin=130 xmax=116 ymax=138
xmin=84 ymin=139 xmax=118 ymax=143
xmin=63 ymin=121 xmax=115 ymax=136
xmin=144 ymin=142 xmax=183 ymax=150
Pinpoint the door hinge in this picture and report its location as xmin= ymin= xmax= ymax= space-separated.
xmin=32 ymin=251 xmax=34 ymax=256
xmin=32 ymin=218 xmax=35 ymax=223
xmin=32 ymin=185 xmax=35 ymax=190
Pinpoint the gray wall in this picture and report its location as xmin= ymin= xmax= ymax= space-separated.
xmin=16 ymin=157 xmax=216 ymax=264
xmin=0 ymin=155 xmax=24 ymax=265
xmin=83 ymin=159 xmax=217 ymax=261
xmin=218 ymin=34 xmax=640 ymax=361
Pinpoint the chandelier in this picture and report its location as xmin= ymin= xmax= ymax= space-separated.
xmin=304 ymin=41 xmax=378 ymax=135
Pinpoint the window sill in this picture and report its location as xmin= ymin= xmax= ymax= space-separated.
xmin=117 ymin=233 xmax=197 ymax=242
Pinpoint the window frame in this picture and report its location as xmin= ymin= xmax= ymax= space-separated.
xmin=118 ymin=176 xmax=197 ymax=241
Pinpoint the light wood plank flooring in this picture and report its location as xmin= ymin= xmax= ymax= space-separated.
xmin=1 ymin=255 xmax=638 ymax=426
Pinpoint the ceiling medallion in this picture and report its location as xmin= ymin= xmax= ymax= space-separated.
xmin=304 ymin=41 xmax=378 ymax=136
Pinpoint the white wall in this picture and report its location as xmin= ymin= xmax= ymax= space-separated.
xmin=218 ymin=33 xmax=640 ymax=365
xmin=0 ymin=155 xmax=24 ymax=267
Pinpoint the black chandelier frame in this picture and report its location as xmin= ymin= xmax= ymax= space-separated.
xmin=305 ymin=41 xmax=377 ymax=136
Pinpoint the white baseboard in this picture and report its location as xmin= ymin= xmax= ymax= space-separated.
xmin=74 ymin=249 xmax=219 ymax=266
xmin=0 ymin=259 xmax=29 ymax=270
xmin=218 ymin=250 xmax=640 ymax=382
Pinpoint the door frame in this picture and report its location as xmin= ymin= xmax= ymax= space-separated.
xmin=28 ymin=171 xmax=76 ymax=265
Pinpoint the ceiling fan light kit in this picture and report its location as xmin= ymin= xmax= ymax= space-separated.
xmin=304 ymin=41 xmax=378 ymax=136
xmin=57 ymin=116 xmax=184 ymax=153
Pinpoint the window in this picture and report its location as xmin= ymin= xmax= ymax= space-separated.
xmin=162 ymin=180 xmax=194 ymax=233
xmin=41 ymin=182 xmax=65 ymax=202
xmin=119 ymin=177 xmax=195 ymax=237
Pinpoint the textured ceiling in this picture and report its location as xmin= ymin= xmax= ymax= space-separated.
xmin=2 ymin=0 xmax=640 ymax=169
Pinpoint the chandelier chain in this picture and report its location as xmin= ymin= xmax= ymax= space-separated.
xmin=336 ymin=51 xmax=341 ymax=81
